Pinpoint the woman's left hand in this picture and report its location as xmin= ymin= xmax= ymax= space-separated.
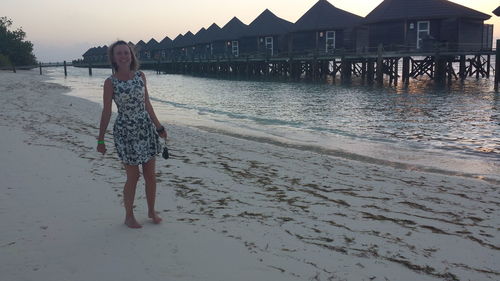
xmin=156 ymin=125 xmax=167 ymax=139
xmin=159 ymin=130 xmax=167 ymax=139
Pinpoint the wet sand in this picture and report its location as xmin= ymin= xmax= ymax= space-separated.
xmin=0 ymin=70 xmax=498 ymax=281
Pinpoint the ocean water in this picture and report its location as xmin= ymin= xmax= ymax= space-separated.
xmin=41 ymin=66 xmax=499 ymax=182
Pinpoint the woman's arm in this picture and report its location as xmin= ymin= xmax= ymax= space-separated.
xmin=141 ymin=72 xmax=167 ymax=138
xmin=97 ymin=78 xmax=113 ymax=154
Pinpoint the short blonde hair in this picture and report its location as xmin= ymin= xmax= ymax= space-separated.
xmin=108 ymin=40 xmax=140 ymax=72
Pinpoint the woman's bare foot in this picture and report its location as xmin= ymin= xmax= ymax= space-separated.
xmin=148 ymin=211 xmax=163 ymax=224
xmin=124 ymin=216 xmax=142 ymax=229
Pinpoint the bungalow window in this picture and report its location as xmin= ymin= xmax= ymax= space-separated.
xmin=161 ymin=50 xmax=166 ymax=59
xmin=232 ymin=41 xmax=239 ymax=57
xmin=146 ymin=51 xmax=150 ymax=59
xmin=417 ymin=21 xmax=430 ymax=49
xmin=265 ymin=36 xmax=273 ymax=56
xmin=326 ymin=31 xmax=335 ymax=53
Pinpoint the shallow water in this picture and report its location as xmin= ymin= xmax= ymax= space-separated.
xmin=42 ymin=66 xmax=499 ymax=181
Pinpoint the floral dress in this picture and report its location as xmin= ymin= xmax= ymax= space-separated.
xmin=110 ymin=71 xmax=162 ymax=165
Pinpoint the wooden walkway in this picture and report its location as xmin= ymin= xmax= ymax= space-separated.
xmin=5 ymin=43 xmax=499 ymax=89
xmin=118 ymin=49 xmax=497 ymax=86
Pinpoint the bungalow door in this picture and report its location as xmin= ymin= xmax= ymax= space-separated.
xmin=232 ymin=41 xmax=239 ymax=57
xmin=417 ymin=21 xmax=430 ymax=49
xmin=265 ymin=36 xmax=273 ymax=56
xmin=326 ymin=31 xmax=335 ymax=53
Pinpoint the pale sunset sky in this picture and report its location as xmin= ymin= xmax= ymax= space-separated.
xmin=3 ymin=0 xmax=499 ymax=62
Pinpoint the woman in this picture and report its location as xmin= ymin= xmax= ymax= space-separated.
xmin=97 ymin=40 xmax=167 ymax=229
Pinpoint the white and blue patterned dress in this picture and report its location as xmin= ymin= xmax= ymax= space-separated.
xmin=110 ymin=71 xmax=162 ymax=165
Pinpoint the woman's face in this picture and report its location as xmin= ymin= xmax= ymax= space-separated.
xmin=113 ymin=44 xmax=131 ymax=70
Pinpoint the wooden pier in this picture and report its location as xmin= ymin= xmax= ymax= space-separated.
xmin=78 ymin=44 xmax=496 ymax=87
xmin=6 ymin=43 xmax=499 ymax=90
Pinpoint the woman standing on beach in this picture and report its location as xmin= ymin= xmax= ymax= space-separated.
xmin=96 ymin=40 xmax=167 ymax=228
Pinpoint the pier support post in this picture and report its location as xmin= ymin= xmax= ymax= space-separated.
xmin=434 ymin=54 xmax=446 ymax=84
xmin=476 ymin=55 xmax=481 ymax=79
xmin=376 ymin=44 xmax=383 ymax=85
xmin=39 ymin=63 xmax=42 ymax=75
xmin=394 ymin=58 xmax=399 ymax=86
xmin=402 ymin=57 xmax=409 ymax=84
xmin=341 ymin=58 xmax=351 ymax=84
xmin=367 ymin=59 xmax=374 ymax=83
xmin=459 ymin=55 xmax=466 ymax=80
xmin=63 ymin=61 xmax=67 ymax=77
xmin=376 ymin=45 xmax=383 ymax=84
xmin=447 ymin=60 xmax=453 ymax=84
xmin=246 ymin=57 xmax=250 ymax=78
xmin=12 ymin=63 xmax=16 ymax=73
xmin=88 ymin=63 xmax=92 ymax=76
xmin=486 ymin=54 xmax=491 ymax=78
xmin=361 ymin=59 xmax=367 ymax=80
xmin=312 ymin=57 xmax=318 ymax=81
xmin=495 ymin=40 xmax=500 ymax=91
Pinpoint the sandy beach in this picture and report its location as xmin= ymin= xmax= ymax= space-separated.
xmin=0 ymin=70 xmax=499 ymax=281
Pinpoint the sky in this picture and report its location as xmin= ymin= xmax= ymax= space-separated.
xmin=3 ymin=0 xmax=499 ymax=62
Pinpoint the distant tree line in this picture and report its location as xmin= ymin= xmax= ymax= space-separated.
xmin=0 ymin=16 xmax=36 ymax=67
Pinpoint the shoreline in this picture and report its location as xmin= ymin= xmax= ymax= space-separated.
xmin=193 ymin=124 xmax=500 ymax=185
xmin=44 ymin=67 xmax=500 ymax=185
xmin=1 ymin=70 xmax=499 ymax=280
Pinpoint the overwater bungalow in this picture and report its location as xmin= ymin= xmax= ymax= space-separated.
xmin=240 ymin=9 xmax=293 ymax=57
xmin=170 ymin=34 xmax=184 ymax=59
xmin=364 ymin=0 xmax=492 ymax=51
xmin=134 ymin=40 xmax=146 ymax=59
xmin=291 ymin=0 xmax=365 ymax=55
xmin=174 ymin=31 xmax=195 ymax=60
xmin=82 ymin=46 xmax=108 ymax=63
xmin=158 ymin=36 xmax=173 ymax=60
xmin=93 ymin=46 xmax=108 ymax=62
xmin=212 ymin=17 xmax=248 ymax=58
xmin=193 ymin=23 xmax=222 ymax=59
xmin=82 ymin=47 xmax=96 ymax=62
xmin=192 ymin=27 xmax=207 ymax=59
xmin=144 ymin=38 xmax=160 ymax=60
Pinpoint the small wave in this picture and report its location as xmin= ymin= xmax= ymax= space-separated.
xmin=151 ymin=96 xmax=305 ymax=127
xmin=192 ymin=125 xmax=500 ymax=185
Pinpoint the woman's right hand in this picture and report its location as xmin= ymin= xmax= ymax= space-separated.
xmin=97 ymin=143 xmax=107 ymax=155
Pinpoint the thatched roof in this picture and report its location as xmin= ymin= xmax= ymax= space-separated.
xmin=135 ymin=40 xmax=146 ymax=47
xmin=171 ymin=34 xmax=184 ymax=48
xmin=88 ymin=45 xmax=108 ymax=56
xmin=215 ymin=17 xmax=248 ymax=41
xmin=365 ymin=0 xmax=491 ymax=23
xmin=493 ymin=6 xmax=500 ymax=16
xmin=176 ymin=31 xmax=195 ymax=48
xmin=196 ymin=23 xmax=222 ymax=45
xmin=245 ymin=9 xmax=293 ymax=37
xmin=144 ymin=38 xmax=160 ymax=51
xmin=193 ymin=27 xmax=207 ymax=45
xmin=82 ymin=47 xmax=96 ymax=57
xmin=158 ymin=36 xmax=172 ymax=49
xmin=293 ymin=0 xmax=362 ymax=32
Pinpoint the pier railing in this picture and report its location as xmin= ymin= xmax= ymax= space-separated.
xmin=72 ymin=46 xmax=496 ymax=67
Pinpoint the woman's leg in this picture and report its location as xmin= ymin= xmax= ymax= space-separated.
xmin=143 ymin=157 xmax=162 ymax=224
xmin=123 ymin=164 xmax=142 ymax=228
